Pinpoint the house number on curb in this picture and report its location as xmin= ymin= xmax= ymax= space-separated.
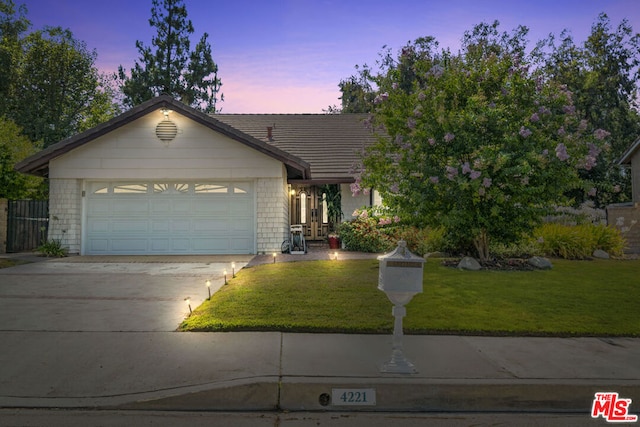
xmin=330 ymin=388 xmax=376 ymax=406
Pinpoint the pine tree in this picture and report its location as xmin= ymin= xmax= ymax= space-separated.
xmin=118 ymin=0 xmax=222 ymax=112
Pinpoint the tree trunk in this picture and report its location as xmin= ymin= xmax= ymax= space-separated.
xmin=473 ymin=229 xmax=489 ymax=264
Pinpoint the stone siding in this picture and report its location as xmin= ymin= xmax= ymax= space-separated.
xmin=607 ymin=203 xmax=640 ymax=254
xmin=48 ymin=179 xmax=82 ymax=254
xmin=0 ymin=199 xmax=7 ymax=253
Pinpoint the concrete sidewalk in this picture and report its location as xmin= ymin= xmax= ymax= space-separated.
xmin=0 ymin=250 xmax=639 ymax=417
xmin=0 ymin=331 xmax=638 ymax=413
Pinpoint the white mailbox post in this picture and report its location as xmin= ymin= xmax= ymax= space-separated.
xmin=378 ymin=240 xmax=425 ymax=374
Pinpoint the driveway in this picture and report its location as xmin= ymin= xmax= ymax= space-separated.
xmin=0 ymin=255 xmax=253 ymax=331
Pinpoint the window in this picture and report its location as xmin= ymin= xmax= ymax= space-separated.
xmin=114 ymin=184 xmax=148 ymax=194
xmin=195 ymin=183 xmax=227 ymax=193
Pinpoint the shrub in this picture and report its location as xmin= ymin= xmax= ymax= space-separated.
xmin=36 ymin=239 xmax=68 ymax=257
xmin=534 ymin=223 xmax=626 ymax=259
xmin=339 ymin=207 xmax=396 ymax=253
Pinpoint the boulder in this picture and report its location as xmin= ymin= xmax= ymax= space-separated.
xmin=527 ymin=256 xmax=553 ymax=270
xmin=457 ymin=256 xmax=481 ymax=271
xmin=593 ymin=249 xmax=610 ymax=259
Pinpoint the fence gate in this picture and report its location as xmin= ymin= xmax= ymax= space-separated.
xmin=6 ymin=200 xmax=49 ymax=253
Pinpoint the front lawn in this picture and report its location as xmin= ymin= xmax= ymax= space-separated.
xmin=179 ymin=259 xmax=640 ymax=336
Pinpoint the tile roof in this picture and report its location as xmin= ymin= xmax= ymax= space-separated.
xmin=214 ymin=113 xmax=376 ymax=183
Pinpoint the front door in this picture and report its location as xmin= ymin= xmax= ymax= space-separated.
xmin=290 ymin=185 xmax=328 ymax=241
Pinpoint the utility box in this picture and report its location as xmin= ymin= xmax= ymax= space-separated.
xmin=378 ymin=240 xmax=425 ymax=294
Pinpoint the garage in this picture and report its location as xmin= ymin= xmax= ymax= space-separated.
xmin=85 ymin=181 xmax=255 ymax=255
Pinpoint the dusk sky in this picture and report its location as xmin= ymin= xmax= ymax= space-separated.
xmin=21 ymin=0 xmax=640 ymax=113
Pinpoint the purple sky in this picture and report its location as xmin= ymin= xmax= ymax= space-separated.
xmin=21 ymin=0 xmax=640 ymax=113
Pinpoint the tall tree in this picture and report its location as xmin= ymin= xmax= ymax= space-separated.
xmin=538 ymin=13 xmax=640 ymax=207
xmin=0 ymin=0 xmax=29 ymax=117
xmin=355 ymin=23 xmax=609 ymax=262
xmin=0 ymin=117 xmax=43 ymax=199
xmin=12 ymin=27 xmax=116 ymax=147
xmin=118 ymin=0 xmax=222 ymax=112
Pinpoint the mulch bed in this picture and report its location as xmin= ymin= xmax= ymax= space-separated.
xmin=442 ymin=258 xmax=536 ymax=271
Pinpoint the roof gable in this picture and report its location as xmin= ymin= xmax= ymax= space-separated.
xmin=16 ymin=95 xmax=311 ymax=179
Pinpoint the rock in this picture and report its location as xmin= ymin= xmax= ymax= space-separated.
xmin=527 ymin=256 xmax=553 ymax=270
xmin=593 ymin=249 xmax=610 ymax=259
xmin=457 ymin=256 xmax=481 ymax=271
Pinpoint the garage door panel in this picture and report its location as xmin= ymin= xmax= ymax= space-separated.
xmin=112 ymin=199 xmax=149 ymax=214
xmin=86 ymin=181 xmax=255 ymax=255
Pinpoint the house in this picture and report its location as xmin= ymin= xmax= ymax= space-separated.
xmin=607 ymin=137 xmax=640 ymax=253
xmin=15 ymin=95 xmax=379 ymax=255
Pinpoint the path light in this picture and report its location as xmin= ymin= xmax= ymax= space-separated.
xmin=334 ymin=251 xmax=339 ymax=260
xmin=224 ymin=270 xmax=227 ymax=285
xmin=232 ymin=262 xmax=236 ymax=278
xmin=273 ymin=252 xmax=277 ymax=263
xmin=206 ymin=280 xmax=211 ymax=300
xmin=185 ymin=297 xmax=192 ymax=315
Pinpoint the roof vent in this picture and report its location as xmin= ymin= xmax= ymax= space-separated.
xmin=156 ymin=119 xmax=178 ymax=144
xmin=267 ymin=126 xmax=273 ymax=140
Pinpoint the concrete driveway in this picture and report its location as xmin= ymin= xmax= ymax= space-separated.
xmin=0 ymin=255 xmax=253 ymax=332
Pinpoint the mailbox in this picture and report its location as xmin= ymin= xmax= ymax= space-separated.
xmin=378 ymin=240 xmax=425 ymax=294
xmin=377 ymin=240 xmax=425 ymax=374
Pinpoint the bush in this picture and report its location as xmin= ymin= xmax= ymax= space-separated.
xmin=339 ymin=207 xmax=396 ymax=253
xmin=36 ymin=239 xmax=68 ymax=257
xmin=340 ymin=207 xmax=454 ymax=255
xmin=534 ymin=223 xmax=626 ymax=259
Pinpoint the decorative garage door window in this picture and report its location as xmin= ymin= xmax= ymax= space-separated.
xmin=85 ymin=181 xmax=255 ymax=255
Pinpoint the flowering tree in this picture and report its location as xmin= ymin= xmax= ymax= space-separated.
xmin=355 ymin=23 xmax=610 ymax=262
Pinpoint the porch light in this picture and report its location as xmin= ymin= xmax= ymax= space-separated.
xmin=185 ymin=297 xmax=192 ymax=315
xmin=206 ymin=280 xmax=211 ymax=299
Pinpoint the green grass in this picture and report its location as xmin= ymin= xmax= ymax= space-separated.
xmin=179 ymin=259 xmax=640 ymax=336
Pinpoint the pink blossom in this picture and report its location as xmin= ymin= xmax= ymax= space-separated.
xmin=392 ymin=82 xmax=399 ymax=90
xmin=563 ymin=105 xmax=576 ymax=115
xmin=429 ymin=176 xmax=439 ymax=184
xmin=478 ymin=187 xmax=486 ymax=196
xmin=557 ymin=127 xmax=566 ymax=136
xmin=428 ymin=138 xmax=436 ymax=146
xmin=393 ymin=215 xmax=401 ymax=223
xmin=482 ymin=177 xmax=492 ymax=188
xmin=413 ymin=108 xmax=423 ymax=118
xmin=529 ymin=113 xmax=540 ymax=122
xmin=555 ymin=143 xmax=569 ymax=161
xmin=462 ymin=162 xmax=472 ymax=174
xmin=444 ymin=133 xmax=455 ymax=142
xmin=519 ymin=126 xmax=532 ymax=138
xmin=578 ymin=119 xmax=588 ymax=131
xmin=445 ymin=166 xmax=458 ymax=181
xmin=352 ymin=209 xmax=360 ymax=217
xmin=417 ymin=92 xmax=426 ymax=101
xmin=593 ymin=128 xmax=611 ymax=140
xmin=407 ymin=118 xmax=416 ymax=129
xmin=469 ymin=170 xmax=481 ymax=180
xmin=613 ymin=185 xmax=621 ymax=193
xmin=588 ymin=187 xmax=597 ymax=197
xmin=350 ymin=181 xmax=361 ymax=196
xmin=359 ymin=210 xmax=368 ymax=219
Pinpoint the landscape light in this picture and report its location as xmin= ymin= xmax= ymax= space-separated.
xmin=334 ymin=251 xmax=338 ymax=260
xmin=232 ymin=262 xmax=236 ymax=278
xmin=273 ymin=252 xmax=277 ymax=263
xmin=185 ymin=297 xmax=192 ymax=315
xmin=224 ymin=270 xmax=227 ymax=285
xmin=206 ymin=280 xmax=211 ymax=299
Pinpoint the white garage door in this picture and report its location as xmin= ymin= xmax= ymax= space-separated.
xmin=85 ymin=181 xmax=254 ymax=255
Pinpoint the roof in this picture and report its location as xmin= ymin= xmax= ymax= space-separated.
xmin=15 ymin=95 xmax=311 ymax=180
xmin=619 ymin=137 xmax=640 ymax=165
xmin=214 ymin=113 xmax=376 ymax=183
